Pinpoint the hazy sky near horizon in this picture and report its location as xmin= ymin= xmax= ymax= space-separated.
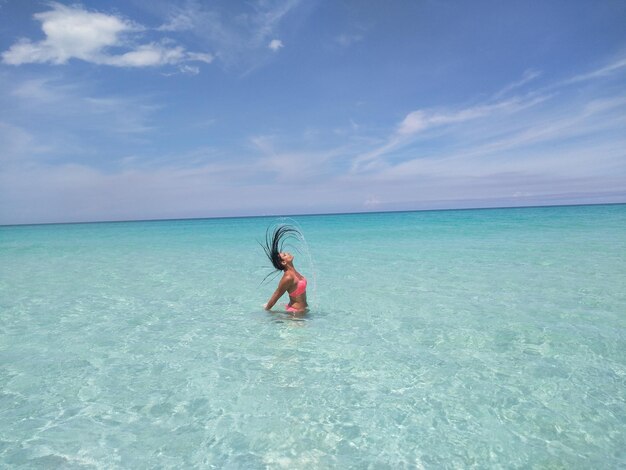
xmin=1 ymin=0 xmax=625 ymax=224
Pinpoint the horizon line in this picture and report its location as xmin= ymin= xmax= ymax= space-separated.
xmin=1 ymin=201 xmax=625 ymax=228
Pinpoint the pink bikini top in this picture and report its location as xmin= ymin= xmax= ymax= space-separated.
xmin=289 ymin=277 xmax=307 ymax=298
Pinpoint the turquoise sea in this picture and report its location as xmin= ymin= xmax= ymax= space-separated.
xmin=1 ymin=204 xmax=625 ymax=468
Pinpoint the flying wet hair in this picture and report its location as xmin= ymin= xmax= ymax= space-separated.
xmin=260 ymin=224 xmax=302 ymax=273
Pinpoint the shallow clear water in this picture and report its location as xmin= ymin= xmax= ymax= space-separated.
xmin=1 ymin=204 xmax=625 ymax=468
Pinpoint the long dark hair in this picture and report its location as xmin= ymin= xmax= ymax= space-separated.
xmin=260 ymin=224 xmax=302 ymax=273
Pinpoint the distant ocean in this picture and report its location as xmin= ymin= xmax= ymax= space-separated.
xmin=1 ymin=204 xmax=625 ymax=468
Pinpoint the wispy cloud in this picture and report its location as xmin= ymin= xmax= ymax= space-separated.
xmin=1 ymin=3 xmax=212 ymax=71
xmin=4 ymin=75 xmax=158 ymax=149
xmin=250 ymin=134 xmax=352 ymax=182
xmin=492 ymin=69 xmax=541 ymax=99
xmin=0 ymin=121 xmax=52 ymax=166
xmin=562 ymin=56 xmax=626 ymax=85
xmin=154 ymin=0 xmax=300 ymax=70
xmin=396 ymin=97 xmax=545 ymax=136
xmin=335 ymin=33 xmax=364 ymax=48
xmin=0 ymin=154 xmax=282 ymax=224
xmin=351 ymin=56 xmax=626 ymax=175
xmin=351 ymin=94 xmax=548 ymax=172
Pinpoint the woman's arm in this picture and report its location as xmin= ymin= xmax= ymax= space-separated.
xmin=265 ymin=275 xmax=291 ymax=310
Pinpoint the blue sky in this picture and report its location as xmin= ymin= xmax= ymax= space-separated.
xmin=0 ymin=0 xmax=625 ymax=224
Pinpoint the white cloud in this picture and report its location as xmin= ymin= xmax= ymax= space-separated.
xmin=2 ymin=3 xmax=137 ymax=65
xmin=1 ymin=3 xmax=212 ymax=69
xmin=268 ymin=39 xmax=284 ymax=51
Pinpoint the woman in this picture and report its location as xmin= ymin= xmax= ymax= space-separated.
xmin=261 ymin=225 xmax=308 ymax=313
